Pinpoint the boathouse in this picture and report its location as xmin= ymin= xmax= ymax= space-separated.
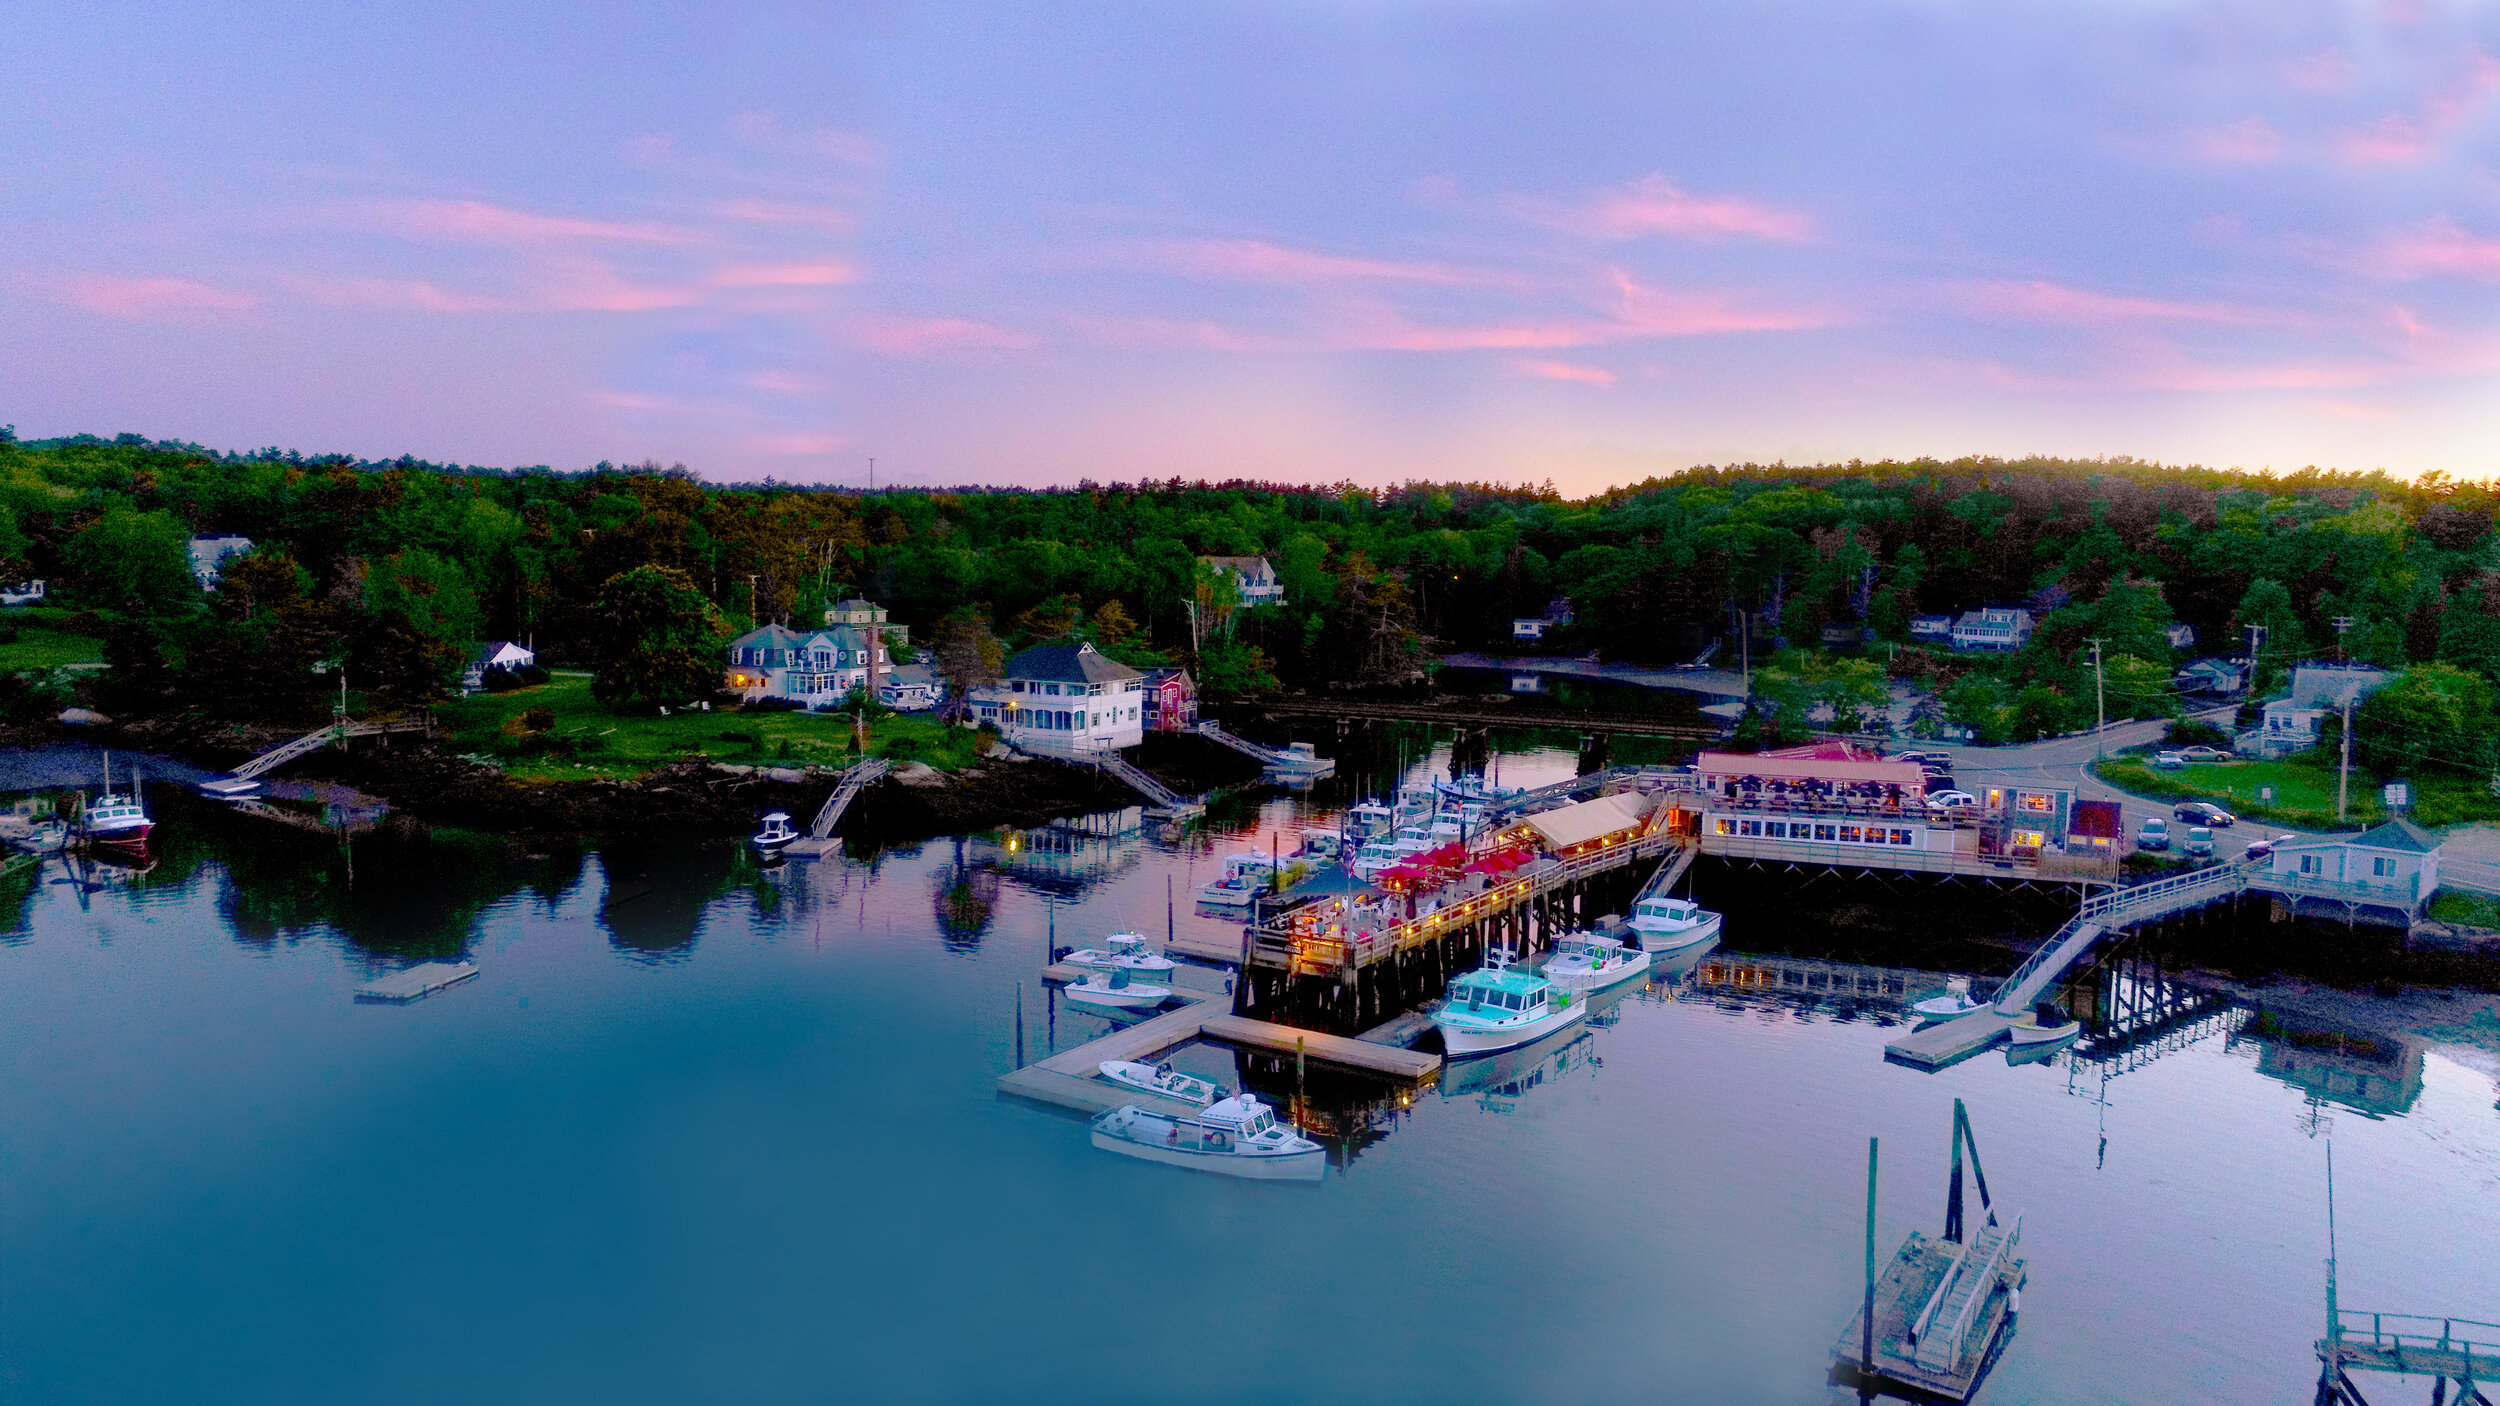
xmin=1140 ymin=667 xmax=1197 ymax=731
xmin=972 ymin=640 xmax=1144 ymax=754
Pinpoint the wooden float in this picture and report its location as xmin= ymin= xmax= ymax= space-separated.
xmin=354 ymin=961 xmax=480 ymax=1003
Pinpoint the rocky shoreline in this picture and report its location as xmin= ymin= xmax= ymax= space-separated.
xmin=26 ymin=714 xmax=1273 ymax=845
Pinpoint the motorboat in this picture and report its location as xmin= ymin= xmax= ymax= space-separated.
xmin=1344 ymin=799 xmax=1394 ymax=837
xmin=1064 ymin=967 xmax=1172 ymax=1012
xmin=1434 ymin=961 xmax=1585 ymax=1058
xmin=1541 ymin=932 xmax=1655 ymax=992
xmin=1625 ymin=896 xmax=1723 ymax=954
xmin=1090 ymin=1094 xmax=1325 ymax=1181
xmin=750 ymin=811 xmax=800 ymax=851
xmin=1197 ymin=853 xmax=1272 ymax=908
xmin=1911 ymin=976 xmax=1984 ymax=1021
xmin=1296 ymin=829 xmax=1344 ymax=860
xmin=2007 ymin=1001 xmax=2082 ymax=1049
xmin=1062 ymin=931 xmax=1177 ymax=976
xmin=1097 ymin=1060 xmax=1221 ymax=1107
xmin=83 ymin=753 xmax=153 ymax=847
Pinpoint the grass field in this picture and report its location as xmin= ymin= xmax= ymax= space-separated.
xmin=2095 ymin=753 xmax=2500 ymax=829
xmin=435 ymin=673 xmax=987 ymax=782
xmin=0 ymin=607 xmax=104 ymax=672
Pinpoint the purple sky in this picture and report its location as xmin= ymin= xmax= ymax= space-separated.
xmin=6 ymin=2 xmax=2498 ymax=489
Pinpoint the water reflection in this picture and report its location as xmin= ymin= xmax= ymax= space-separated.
xmin=596 ymin=835 xmax=740 ymax=963
xmin=930 ymin=836 xmax=1001 ymax=952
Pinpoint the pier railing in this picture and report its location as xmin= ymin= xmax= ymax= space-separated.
xmin=2330 ymin=1311 xmax=2500 ymax=1371
xmin=1257 ymin=828 xmax=1689 ymax=975
xmin=2245 ymin=869 xmax=2423 ymax=908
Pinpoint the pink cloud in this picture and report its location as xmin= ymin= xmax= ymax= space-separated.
xmin=749 ymin=432 xmax=850 ymax=456
xmin=58 ymin=274 xmax=259 ymax=317
xmin=2367 ymin=216 xmax=2500 ymax=278
xmin=740 ymin=370 xmax=821 ymax=395
xmin=289 ymin=276 xmax=508 ymax=313
xmin=1954 ymin=279 xmax=2247 ymax=324
xmin=850 ymin=315 xmax=1043 ymax=356
xmin=711 ymin=198 xmax=856 ymax=232
xmin=2335 ymin=51 xmax=2500 ymax=165
xmin=1513 ymin=358 xmax=1615 ymax=387
xmin=707 ymin=261 xmax=859 ymax=288
xmin=367 ymin=198 xmax=694 ymax=246
xmin=729 ymin=112 xmax=879 ymax=166
xmin=2285 ymin=47 xmax=2353 ymax=93
xmin=2187 ymin=114 xmax=2284 ymax=164
xmin=1512 ymin=174 xmax=1813 ymax=243
xmin=1159 ymin=239 xmax=1474 ymax=286
xmin=1349 ymin=273 xmax=1827 ymax=352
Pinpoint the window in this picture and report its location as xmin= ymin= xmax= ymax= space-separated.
xmin=1012 ymin=681 xmax=1026 ymax=693
xmin=1045 ymin=683 xmax=1061 ymax=696
xmin=2018 ymin=793 xmax=2051 ymax=813
xmin=1840 ymin=825 xmax=1862 ymax=843
xmin=1714 ymin=818 xmax=1735 ymax=836
xmin=1815 ymin=824 xmax=1837 ymax=841
xmin=1763 ymin=821 xmax=1786 ymax=839
xmin=1890 ymin=829 xmax=1913 ymax=845
xmin=2372 ymin=856 xmax=2395 ymax=878
xmin=1738 ymin=819 xmax=1762 ymax=837
xmin=2300 ymin=854 xmax=2322 ymax=875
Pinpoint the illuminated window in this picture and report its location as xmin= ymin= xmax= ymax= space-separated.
xmin=1840 ymin=825 xmax=1862 ymax=843
xmin=1815 ymin=824 xmax=1837 ymax=841
xmin=1714 ymin=818 xmax=1734 ymax=836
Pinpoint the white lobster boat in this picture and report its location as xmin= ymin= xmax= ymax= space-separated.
xmin=83 ymin=753 xmax=153 ymax=847
xmin=1433 ymin=962 xmax=1584 ymax=1058
xmin=1091 ymin=1094 xmax=1325 ymax=1180
xmin=1541 ymin=932 xmax=1654 ymax=992
xmin=1064 ymin=967 xmax=1172 ymax=1013
xmin=1626 ymin=895 xmax=1722 ymax=954
xmin=1097 ymin=1060 xmax=1220 ymax=1106
xmin=1196 ymin=853 xmax=1272 ymax=908
xmin=1062 ymin=932 xmax=1176 ymax=976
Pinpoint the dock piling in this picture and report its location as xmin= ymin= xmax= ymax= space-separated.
xmin=1863 ymin=1136 xmax=1879 ymax=1406
xmin=1015 ymin=985 xmax=1025 ymax=1068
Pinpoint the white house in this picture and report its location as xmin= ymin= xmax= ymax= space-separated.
xmin=725 ymin=621 xmax=892 ymax=706
xmin=2261 ymin=819 xmax=2440 ymax=917
xmin=188 ymin=535 xmax=254 ymax=591
xmin=1202 ymin=556 xmax=1285 ymax=608
xmin=874 ymin=662 xmax=944 ymax=712
xmin=2256 ymin=664 xmax=2393 ymax=757
xmin=1511 ymin=594 xmax=1574 ymax=641
xmin=1950 ymin=607 xmax=2033 ymax=652
xmin=462 ymin=641 xmax=536 ymax=691
xmin=967 ymin=640 xmax=1143 ymax=754
xmin=823 ymin=596 xmax=908 ymax=645
xmin=1908 ymin=614 xmax=1954 ymax=643
xmin=0 ymin=580 xmax=45 ymax=607
xmin=2166 ymin=623 xmax=2198 ymax=651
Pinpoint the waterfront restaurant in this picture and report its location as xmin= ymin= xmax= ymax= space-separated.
xmin=1687 ymin=751 xmax=1958 ymax=859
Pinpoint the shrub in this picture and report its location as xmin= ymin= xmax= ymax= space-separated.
xmin=520 ymin=705 xmax=555 ymax=733
xmin=2166 ymin=719 xmax=2230 ymax=748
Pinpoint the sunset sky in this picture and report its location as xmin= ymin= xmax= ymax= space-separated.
xmin=6 ymin=1 xmax=2499 ymax=489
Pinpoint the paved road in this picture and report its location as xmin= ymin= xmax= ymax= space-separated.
xmin=1914 ymin=708 xmax=2500 ymax=897
xmin=1439 ymin=652 xmax=1750 ymax=700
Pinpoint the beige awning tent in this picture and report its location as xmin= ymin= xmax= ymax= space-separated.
xmin=1523 ymin=791 xmax=1653 ymax=852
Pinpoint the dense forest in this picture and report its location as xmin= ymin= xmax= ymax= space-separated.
xmin=2 ymin=427 xmax=2496 ymax=780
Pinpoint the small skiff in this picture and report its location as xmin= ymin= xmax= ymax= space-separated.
xmin=1098 ymin=1060 xmax=1220 ymax=1106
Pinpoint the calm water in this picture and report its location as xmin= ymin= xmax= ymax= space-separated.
xmin=4 ymin=748 xmax=2497 ymax=1405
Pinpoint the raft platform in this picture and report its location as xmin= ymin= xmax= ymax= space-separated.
xmin=355 ymin=961 xmax=480 ymax=1003
xmin=996 ymin=1002 xmax=1441 ymax=1116
xmin=1831 ymin=1227 xmax=2025 ymax=1403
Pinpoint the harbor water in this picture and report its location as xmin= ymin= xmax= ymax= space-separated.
xmin=4 ymin=745 xmax=2497 ymax=1405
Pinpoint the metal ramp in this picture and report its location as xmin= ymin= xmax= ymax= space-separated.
xmin=1069 ymin=749 xmax=1202 ymax=818
xmin=203 ymin=715 xmax=434 ymax=795
xmin=1911 ymin=1213 xmax=2023 ymax=1372
xmin=782 ymin=758 xmax=890 ymax=857
xmin=1194 ymin=721 xmax=1334 ymax=778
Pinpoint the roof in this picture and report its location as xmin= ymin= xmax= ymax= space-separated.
xmin=2279 ymin=818 xmax=2438 ymax=854
xmin=1757 ymin=741 xmax=1887 ymax=762
xmin=1694 ymin=752 xmax=1928 ymax=787
xmin=1142 ymin=667 xmax=1195 ymax=690
xmin=1524 ymin=792 xmax=1651 ymax=850
xmin=1003 ymin=639 xmax=1142 ymax=685
xmin=1450 ymin=966 xmax=1553 ymax=997
xmin=2285 ymin=664 xmax=2393 ymax=709
xmin=881 ymin=663 xmax=937 ymax=687
xmin=467 ymin=640 xmax=532 ymax=664
xmin=831 ymin=597 xmax=880 ymax=611
xmin=1202 ymin=555 xmax=1275 ymax=580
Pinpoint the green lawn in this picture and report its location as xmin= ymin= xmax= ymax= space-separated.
xmin=2095 ymin=754 xmax=2500 ymax=829
xmin=436 ymin=674 xmax=987 ymax=782
xmin=2428 ymin=890 xmax=2500 ymax=928
xmin=0 ymin=607 xmax=103 ymax=671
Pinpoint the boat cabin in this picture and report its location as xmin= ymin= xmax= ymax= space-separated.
xmin=1447 ymin=967 xmax=1555 ymax=1016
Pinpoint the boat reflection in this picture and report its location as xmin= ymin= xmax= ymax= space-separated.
xmin=1443 ymin=1025 xmax=1598 ymax=1111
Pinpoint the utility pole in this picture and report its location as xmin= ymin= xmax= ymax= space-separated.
xmin=2331 ymin=615 xmax=2352 ymax=662
xmin=2337 ymin=694 xmax=2354 ymax=823
xmin=2088 ymin=637 xmax=2106 ymax=758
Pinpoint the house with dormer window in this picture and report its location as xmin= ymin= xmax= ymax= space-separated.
xmin=966 ymin=640 xmax=1144 ymax=753
xmin=1201 ymin=556 xmax=1285 ymax=608
xmin=1949 ymin=606 xmax=2033 ymax=652
xmin=725 ymin=621 xmax=892 ymax=706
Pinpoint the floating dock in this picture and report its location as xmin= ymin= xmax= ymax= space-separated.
xmin=1832 ymin=1226 xmax=2025 ymax=1402
xmin=354 ymin=961 xmax=479 ymax=1003
xmin=1884 ymin=1009 xmax=2020 ymax=1068
xmin=997 ymin=1001 xmax=1440 ymax=1116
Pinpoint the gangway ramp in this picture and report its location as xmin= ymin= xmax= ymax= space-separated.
xmin=202 ymin=715 xmax=433 ymax=796
xmin=783 ymin=758 xmax=889 ymax=857
xmin=1195 ymin=721 xmax=1334 ymax=778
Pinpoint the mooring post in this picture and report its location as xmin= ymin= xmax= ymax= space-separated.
xmin=1167 ymin=875 xmax=1175 ymax=946
xmin=1862 ymin=1135 xmax=1879 ymax=1403
xmin=1015 ymin=985 xmax=1025 ymax=1068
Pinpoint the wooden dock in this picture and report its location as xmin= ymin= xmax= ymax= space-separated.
xmin=1884 ymin=1009 xmax=2020 ymax=1068
xmin=1832 ymin=1228 xmax=2025 ymax=1402
xmin=996 ymin=1002 xmax=1441 ymax=1116
xmin=1356 ymin=1008 xmax=1439 ymax=1049
xmin=354 ymin=961 xmax=479 ymax=1003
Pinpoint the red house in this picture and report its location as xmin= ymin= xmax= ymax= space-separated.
xmin=1142 ymin=668 xmax=1198 ymax=732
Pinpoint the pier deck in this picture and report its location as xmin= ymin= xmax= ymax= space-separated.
xmin=355 ymin=961 xmax=479 ymax=1003
xmin=1884 ymin=1010 xmax=2022 ymax=1068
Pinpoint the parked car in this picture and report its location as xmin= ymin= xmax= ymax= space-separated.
xmin=1925 ymin=790 xmax=1978 ymax=812
xmin=2243 ymin=833 xmax=2296 ymax=861
xmin=2173 ymin=801 xmax=2236 ymax=828
xmin=2148 ymin=752 xmax=2187 ymax=770
xmin=2138 ymin=817 xmax=2170 ymax=851
xmin=2184 ymin=826 xmax=2215 ymax=858
xmin=2176 ymin=745 xmax=2228 ymax=763
xmin=1894 ymin=750 xmax=1942 ymax=764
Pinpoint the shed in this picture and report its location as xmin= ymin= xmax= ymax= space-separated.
xmin=2268 ymin=818 xmax=2440 ymax=900
xmin=1522 ymin=792 xmax=1652 ymax=855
